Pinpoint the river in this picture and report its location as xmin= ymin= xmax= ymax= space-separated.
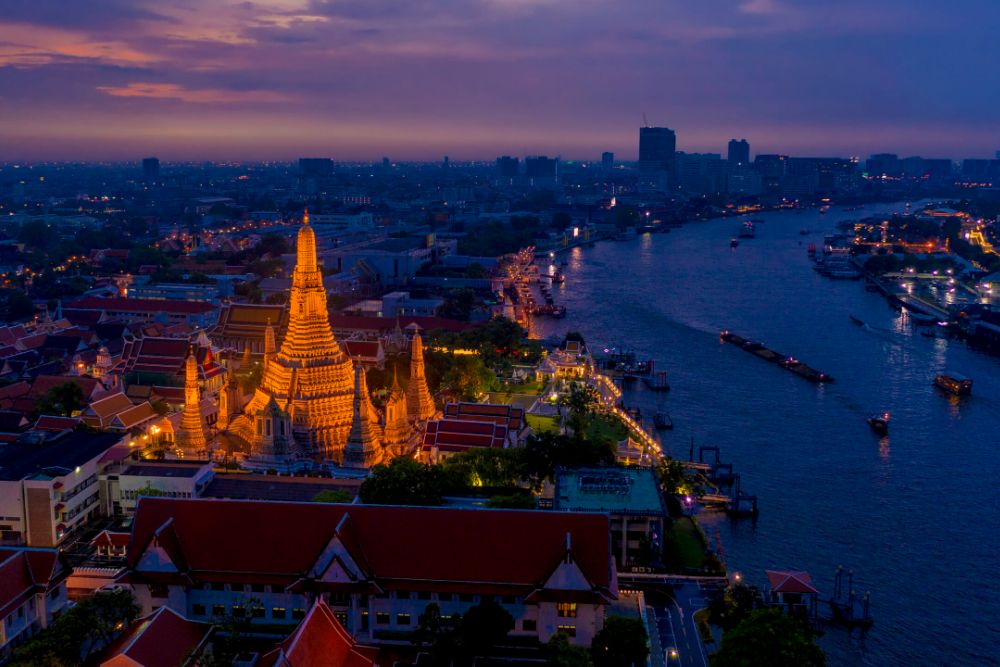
xmin=535 ymin=202 xmax=1000 ymax=666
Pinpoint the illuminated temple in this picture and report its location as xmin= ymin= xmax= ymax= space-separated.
xmin=225 ymin=212 xmax=428 ymax=466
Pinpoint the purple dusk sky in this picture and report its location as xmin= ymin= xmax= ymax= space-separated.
xmin=1 ymin=0 xmax=998 ymax=161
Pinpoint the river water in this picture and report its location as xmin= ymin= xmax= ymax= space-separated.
xmin=536 ymin=202 xmax=1000 ymax=666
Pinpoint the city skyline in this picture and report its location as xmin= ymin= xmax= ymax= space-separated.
xmin=2 ymin=0 xmax=1000 ymax=161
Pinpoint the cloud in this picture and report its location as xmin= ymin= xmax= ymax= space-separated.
xmin=738 ymin=0 xmax=783 ymax=15
xmin=96 ymin=82 xmax=293 ymax=104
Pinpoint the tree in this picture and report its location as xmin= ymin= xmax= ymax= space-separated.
xmin=359 ymin=457 xmax=464 ymax=506
xmin=10 ymin=589 xmax=140 ymax=666
xmin=412 ymin=603 xmax=460 ymax=665
xmin=547 ymin=632 xmax=593 ymax=667
xmin=440 ymin=355 xmax=499 ymax=401
xmin=36 ymin=381 xmax=86 ymax=417
xmin=312 ymin=489 xmax=352 ymax=503
xmin=707 ymin=583 xmax=764 ymax=632
xmin=710 ymin=609 xmax=825 ymax=667
xmin=438 ymin=288 xmax=478 ymax=321
xmin=458 ymin=599 xmax=514 ymax=657
xmin=590 ymin=616 xmax=649 ymax=667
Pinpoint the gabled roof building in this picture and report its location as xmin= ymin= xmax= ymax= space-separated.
xmin=126 ymin=498 xmax=616 ymax=648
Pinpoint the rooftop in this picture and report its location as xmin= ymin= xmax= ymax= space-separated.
xmin=554 ymin=466 xmax=666 ymax=515
xmin=0 ymin=431 xmax=123 ymax=482
xmin=120 ymin=462 xmax=212 ymax=479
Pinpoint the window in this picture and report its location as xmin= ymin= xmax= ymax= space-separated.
xmin=232 ymin=605 xmax=245 ymax=618
xmin=557 ymin=602 xmax=578 ymax=618
xmin=501 ymin=595 xmax=516 ymax=605
xmin=292 ymin=608 xmax=305 ymax=620
xmin=49 ymin=589 xmax=60 ymax=601
xmin=522 ymin=619 xmax=537 ymax=632
xmin=458 ymin=593 xmax=475 ymax=603
xmin=334 ymin=611 xmax=348 ymax=626
xmin=251 ymin=584 xmax=266 ymax=593
xmin=417 ymin=591 xmax=432 ymax=600
xmin=272 ymin=607 xmax=286 ymax=620
xmin=361 ymin=611 xmax=369 ymax=631
xmin=557 ymin=625 xmax=577 ymax=638
xmin=439 ymin=593 xmax=455 ymax=602
xmin=375 ymin=612 xmax=390 ymax=625
xmin=251 ymin=607 xmax=265 ymax=618
xmin=212 ymin=605 xmax=226 ymax=617
xmin=211 ymin=582 xmax=225 ymax=591
xmin=396 ymin=613 xmax=411 ymax=626
xmin=192 ymin=604 xmax=206 ymax=616
xmin=150 ymin=584 xmax=168 ymax=599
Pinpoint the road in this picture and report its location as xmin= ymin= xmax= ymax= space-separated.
xmin=647 ymin=581 xmax=720 ymax=667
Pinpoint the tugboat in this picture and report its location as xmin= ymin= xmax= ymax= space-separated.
xmin=867 ymin=411 xmax=890 ymax=435
xmin=934 ymin=372 xmax=972 ymax=396
xmin=653 ymin=411 xmax=673 ymax=430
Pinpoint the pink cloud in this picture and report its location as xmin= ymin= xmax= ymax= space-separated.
xmin=96 ymin=82 xmax=293 ymax=104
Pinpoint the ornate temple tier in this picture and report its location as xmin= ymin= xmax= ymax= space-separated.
xmin=229 ymin=212 xmax=355 ymax=459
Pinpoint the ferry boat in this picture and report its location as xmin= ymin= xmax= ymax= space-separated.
xmin=867 ymin=411 xmax=890 ymax=435
xmin=653 ymin=411 xmax=673 ymax=430
xmin=933 ymin=372 xmax=972 ymax=396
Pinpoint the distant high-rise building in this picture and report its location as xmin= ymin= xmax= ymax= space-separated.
xmin=382 ymin=157 xmax=391 ymax=169
xmin=496 ymin=156 xmax=519 ymax=179
xmin=443 ymin=156 xmax=449 ymax=170
xmin=602 ymin=152 xmax=614 ymax=170
xmin=638 ymin=127 xmax=676 ymax=179
xmin=298 ymin=158 xmax=333 ymax=176
xmin=524 ymin=156 xmax=559 ymax=181
xmin=142 ymin=157 xmax=160 ymax=182
xmin=727 ymin=139 xmax=750 ymax=165
xmin=866 ymin=153 xmax=899 ymax=178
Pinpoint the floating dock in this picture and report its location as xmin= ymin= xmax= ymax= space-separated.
xmin=720 ymin=331 xmax=834 ymax=383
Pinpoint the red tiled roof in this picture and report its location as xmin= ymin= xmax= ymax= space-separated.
xmin=112 ymin=402 xmax=158 ymax=430
xmin=263 ymin=599 xmax=377 ymax=667
xmin=422 ymin=418 xmax=508 ymax=451
xmin=0 ymin=381 xmax=29 ymax=400
xmin=342 ymin=340 xmax=382 ymax=359
xmin=34 ymin=415 xmax=81 ymax=431
xmin=0 ymin=548 xmax=66 ymax=619
xmin=69 ymin=297 xmax=217 ymax=315
xmin=128 ymin=499 xmax=611 ymax=592
xmin=443 ymin=402 xmax=525 ymax=431
xmin=766 ymin=570 xmax=819 ymax=595
xmin=99 ymin=606 xmax=210 ymax=667
xmin=28 ymin=375 xmax=105 ymax=400
xmin=92 ymin=530 xmax=132 ymax=548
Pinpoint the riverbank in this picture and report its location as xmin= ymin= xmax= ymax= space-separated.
xmin=531 ymin=200 xmax=1000 ymax=667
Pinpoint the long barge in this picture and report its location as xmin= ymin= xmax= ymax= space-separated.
xmin=720 ymin=330 xmax=834 ymax=383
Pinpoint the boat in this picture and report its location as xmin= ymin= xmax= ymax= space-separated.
xmin=933 ymin=372 xmax=972 ymax=396
xmin=730 ymin=238 xmax=739 ymax=248
xmin=653 ymin=411 xmax=673 ymax=430
xmin=551 ymin=270 xmax=566 ymax=284
xmin=643 ymin=370 xmax=671 ymax=392
xmin=800 ymin=229 xmax=810 ymax=236
xmin=849 ymin=315 xmax=865 ymax=326
xmin=867 ymin=411 xmax=890 ymax=435
xmin=738 ymin=221 xmax=755 ymax=238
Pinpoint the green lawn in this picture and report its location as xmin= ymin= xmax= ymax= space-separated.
xmin=663 ymin=517 xmax=707 ymax=572
xmin=526 ymin=414 xmax=560 ymax=433
xmin=583 ymin=414 xmax=628 ymax=442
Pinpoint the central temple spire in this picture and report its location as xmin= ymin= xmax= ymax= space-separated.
xmin=227 ymin=209 xmax=355 ymax=458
